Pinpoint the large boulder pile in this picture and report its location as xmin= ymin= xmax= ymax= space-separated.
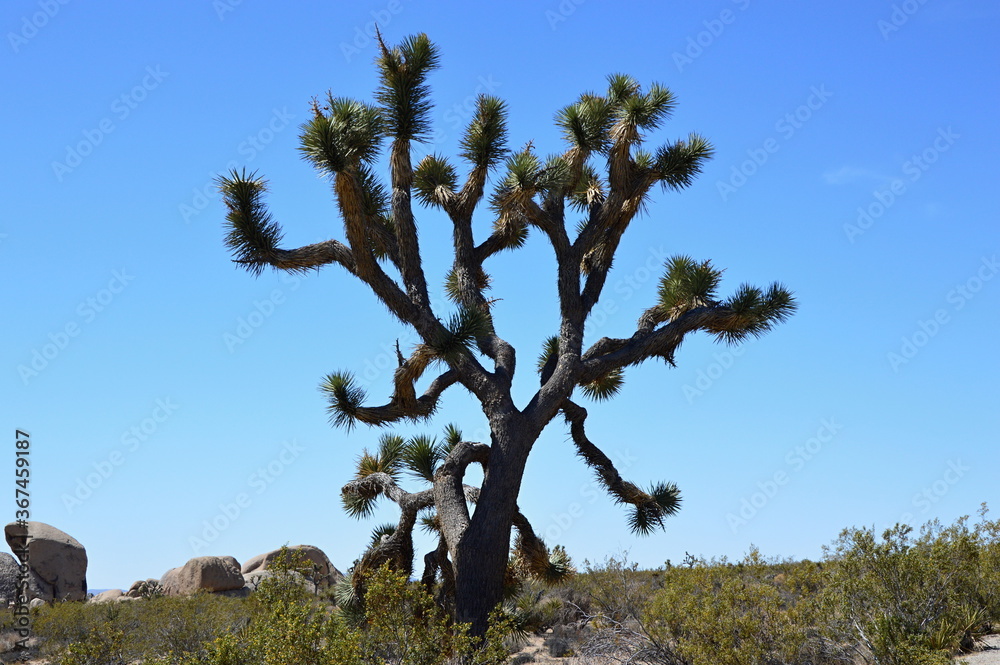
xmin=0 ymin=526 xmax=345 ymax=606
xmin=160 ymin=555 xmax=244 ymax=596
xmin=3 ymin=521 xmax=88 ymax=601
xmin=241 ymin=544 xmax=343 ymax=589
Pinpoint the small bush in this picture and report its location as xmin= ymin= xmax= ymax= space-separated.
xmin=647 ymin=548 xmax=810 ymax=665
xmin=34 ymin=593 xmax=250 ymax=663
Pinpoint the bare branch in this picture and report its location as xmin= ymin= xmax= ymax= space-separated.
xmin=434 ymin=441 xmax=490 ymax=563
xmin=561 ymin=401 xmax=649 ymax=507
xmin=389 ymin=140 xmax=432 ymax=309
xmin=361 ymin=369 xmax=461 ymax=426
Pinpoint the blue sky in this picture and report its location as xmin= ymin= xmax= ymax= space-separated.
xmin=3 ymin=0 xmax=998 ymax=591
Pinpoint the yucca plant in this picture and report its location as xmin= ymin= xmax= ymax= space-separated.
xmin=219 ymin=31 xmax=796 ymax=636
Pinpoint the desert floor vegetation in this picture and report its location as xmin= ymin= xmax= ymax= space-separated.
xmin=1 ymin=507 xmax=997 ymax=665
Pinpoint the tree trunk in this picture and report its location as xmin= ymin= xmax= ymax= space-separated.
xmin=452 ymin=414 xmax=534 ymax=637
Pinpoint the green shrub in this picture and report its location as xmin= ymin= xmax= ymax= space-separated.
xmin=34 ymin=593 xmax=250 ymax=663
xmin=647 ymin=548 xmax=810 ymax=665
xmin=815 ymin=507 xmax=1000 ymax=663
xmin=182 ymin=564 xmax=511 ymax=665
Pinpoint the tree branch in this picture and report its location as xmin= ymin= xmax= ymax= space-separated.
xmin=434 ymin=441 xmax=490 ymax=564
xmin=562 ymin=400 xmax=680 ymax=534
xmin=389 ymin=139 xmax=432 ymax=309
xmin=579 ymin=305 xmax=736 ymax=382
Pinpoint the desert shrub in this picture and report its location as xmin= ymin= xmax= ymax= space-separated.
xmin=56 ymin=627 xmax=129 ymax=665
xmin=359 ymin=565 xmax=512 ymax=665
xmin=185 ymin=563 xmax=512 ymax=665
xmin=815 ymin=509 xmax=1000 ymax=664
xmin=572 ymin=555 xmax=684 ymax=665
xmin=506 ymin=585 xmax=573 ymax=636
xmin=34 ymin=592 xmax=250 ymax=664
xmin=646 ymin=548 xmax=811 ymax=665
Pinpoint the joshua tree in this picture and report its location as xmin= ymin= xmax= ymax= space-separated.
xmin=219 ymin=32 xmax=796 ymax=636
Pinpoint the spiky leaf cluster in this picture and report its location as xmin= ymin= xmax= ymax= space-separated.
xmin=567 ymin=162 xmax=606 ymax=211
xmin=355 ymin=434 xmax=406 ymax=479
xmin=513 ymin=537 xmax=576 ymax=587
xmin=320 ymin=372 xmax=368 ymax=431
xmin=627 ymin=481 xmax=682 ymax=536
xmin=459 ymin=95 xmax=508 ymax=170
xmin=375 ymin=33 xmax=440 ymax=141
xmin=298 ymin=97 xmax=384 ymax=175
xmin=219 ymin=170 xmax=282 ymax=276
xmin=613 ymin=81 xmax=676 ymax=144
xmin=657 ymin=255 xmax=722 ymax=321
xmin=442 ymin=423 xmax=462 ymax=450
xmin=654 ymin=133 xmax=714 ymax=190
xmin=369 ymin=523 xmax=397 ymax=548
xmin=580 ymin=368 xmax=624 ymax=401
xmin=710 ymin=282 xmax=797 ymax=343
xmin=556 ymin=94 xmax=615 ymax=154
xmin=413 ymin=154 xmax=458 ymax=207
xmin=427 ymin=306 xmax=491 ymax=361
xmin=536 ymin=336 xmax=560 ymax=374
xmin=401 ymin=434 xmax=446 ymax=482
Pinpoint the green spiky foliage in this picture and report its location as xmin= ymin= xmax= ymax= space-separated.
xmin=580 ymin=368 xmax=625 ymax=401
xmin=401 ymin=434 xmax=445 ymax=482
xmin=413 ymin=154 xmax=458 ymax=208
xmin=320 ymin=372 xmax=368 ymax=431
xmin=299 ymin=97 xmax=385 ymax=174
xmin=459 ymin=95 xmax=509 ymax=169
xmin=627 ymin=481 xmax=683 ymax=536
xmin=219 ymin=169 xmax=282 ymax=276
xmin=218 ymin=33 xmax=797 ymax=637
xmin=375 ymin=33 xmax=440 ymax=141
xmin=657 ymin=255 xmax=721 ymax=320
xmin=436 ymin=307 xmax=491 ymax=357
xmin=369 ymin=523 xmax=397 ymax=548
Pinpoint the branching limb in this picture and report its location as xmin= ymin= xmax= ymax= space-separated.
xmin=321 ymin=369 xmax=460 ymax=430
xmin=562 ymin=400 xmax=680 ymax=535
xmin=581 ymin=272 xmax=796 ymax=381
xmin=434 ymin=441 xmax=490 ymax=563
xmin=341 ymin=469 xmax=434 ymax=580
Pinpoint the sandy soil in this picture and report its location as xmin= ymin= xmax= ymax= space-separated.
xmin=956 ymin=635 xmax=1000 ymax=664
xmin=511 ymin=633 xmax=1000 ymax=665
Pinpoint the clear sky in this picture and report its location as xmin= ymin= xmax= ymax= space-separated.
xmin=3 ymin=0 xmax=998 ymax=591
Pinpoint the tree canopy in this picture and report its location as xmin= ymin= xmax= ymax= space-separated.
xmin=219 ymin=31 xmax=796 ymax=635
